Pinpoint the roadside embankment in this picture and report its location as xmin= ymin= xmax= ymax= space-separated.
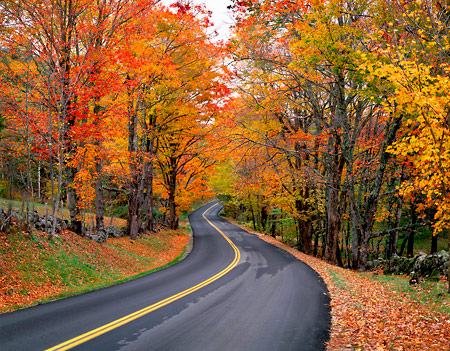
xmin=0 ymin=225 xmax=189 ymax=314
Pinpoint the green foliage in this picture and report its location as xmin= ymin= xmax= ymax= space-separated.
xmin=0 ymin=114 xmax=5 ymax=134
xmin=413 ymin=230 xmax=448 ymax=254
xmin=0 ymin=180 xmax=9 ymax=198
xmin=108 ymin=205 xmax=128 ymax=219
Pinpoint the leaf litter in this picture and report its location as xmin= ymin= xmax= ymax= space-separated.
xmin=0 ymin=226 xmax=189 ymax=313
xmin=248 ymin=229 xmax=450 ymax=350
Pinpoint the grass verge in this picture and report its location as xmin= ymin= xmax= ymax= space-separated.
xmin=0 ymin=224 xmax=190 ymax=314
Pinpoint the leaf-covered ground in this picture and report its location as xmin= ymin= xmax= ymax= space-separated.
xmin=231 ymin=222 xmax=450 ymax=350
xmin=0 ymin=225 xmax=189 ymax=313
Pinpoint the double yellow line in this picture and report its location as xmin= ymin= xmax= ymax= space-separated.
xmin=46 ymin=202 xmax=240 ymax=351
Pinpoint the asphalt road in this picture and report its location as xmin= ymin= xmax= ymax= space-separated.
xmin=0 ymin=202 xmax=331 ymax=351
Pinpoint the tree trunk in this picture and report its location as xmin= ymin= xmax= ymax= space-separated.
xmin=168 ymin=189 xmax=178 ymax=230
xmin=129 ymin=215 xmax=140 ymax=240
xmin=313 ymin=229 xmax=319 ymax=257
xmin=357 ymin=115 xmax=403 ymax=270
xmin=261 ymin=204 xmax=268 ymax=231
xmin=447 ymin=230 xmax=450 ymax=293
xmin=393 ymin=195 xmax=403 ymax=256
xmin=349 ymin=185 xmax=361 ymax=268
xmin=324 ymin=185 xmax=340 ymax=264
xmin=298 ymin=217 xmax=313 ymax=254
xmin=358 ymin=235 xmax=370 ymax=270
xmin=67 ymin=166 xmax=82 ymax=235
xmin=167 ymin=163 xmax=178 ymax=230
xmin=399 ymin=233 xmax=407 ymax=257
xmin=296 ymin=223 xmax=304 ymax=252
xmin=127 ymin=95 xmax=142 ymax=239
xmin=407 ymin=203 xmax=418 ymax=258
xmin=336 ymin=240 xmax=344 ymax=267
xmin=127 ymin=186 xmax=142 ymax=240
xmin=145 ymin=161 xmax=154 ymax=232
xmin=271 ymin=218 xmax=276 ymax=238
xmin=249 ymin=198 xmax=256 ymax=230
xmin=61 ymin=0 xmax=82 ymax=235
xmin=95 ymin=160 xmax=105 ymax=235
xmin=431 ymin=234 xmax=438 ymax=254
xmin=407 ymin=231 xmax=415 ymax=258
xmin=295 ymin=191 xmax=313 ymax=254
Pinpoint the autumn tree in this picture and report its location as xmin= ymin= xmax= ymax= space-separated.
xmin=225 ymin=0 xmax=444 ymax=271
xmin=106 ymin=2 xmax=229 ymax=235
xmin=0 ymin=0 xmax=158 ymax=236
xmin=368 ymin=0 xmax=450 ymax=291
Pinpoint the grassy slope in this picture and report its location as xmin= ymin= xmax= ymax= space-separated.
xmin=0 ymin=225 xmax=189 ymax=313
xmin=227 ymin=219 xmax=450 ymax=350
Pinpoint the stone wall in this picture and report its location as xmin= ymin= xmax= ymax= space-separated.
xmin=0 ymin=208 xmax=125 ymax=243
xmin=367 ymin=251 xmax=449 ymax=280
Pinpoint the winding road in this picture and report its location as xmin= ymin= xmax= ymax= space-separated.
xmin=0 ymin=202 xmax=331 ymax=350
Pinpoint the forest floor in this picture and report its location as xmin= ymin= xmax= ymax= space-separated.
xmin=0 ymin=221 xmax=190 ymax=314
xmin=228 ymin=220 xmax=450 ymax=350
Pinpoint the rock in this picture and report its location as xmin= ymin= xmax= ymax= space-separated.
xmin=105 ymin=226 xmax=125 ymax=239
xmin=89 ymin=227 xmax=125 ymax=243
xmin=27 ymin=211 xmax=40 ymax=223
xmin=369 ymin=250 xmax=449 ymax=280
xmin=91 ymin=229 xmax=108 ymax=243
xmin=411 ymin=251 xmax=448 ymax=279
xmin=26 ymin=212 xmax=68 ymax=233
xmin=0 ymin=208 xmax=116 ymax=241
xmin=438 ymin=250 xmax=448 ymax=258
xmin=90 ymin=234 xmax=102 ymax=243
xmin=367 ymin=258 xmax=385 ymax=271
xmin=412 ymin=252 xmax=427 ymax=272
xmin=396 ymin=256 xmax=415 ymax=275
xmin=11 ymin=210 xmax=22 ymax=221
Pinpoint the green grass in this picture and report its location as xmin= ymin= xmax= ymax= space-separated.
xmin=412 ymin=230 xmax=448 ymax=254
xmin=366 ymin=273 xmax=450 ymax=315
xmin=36 ymin=247 xmax=188 ymax=305
xmin=44 ymin=250 xmax=119 ymax=287
xmin=107 ymin=244 xmax=155 ymax=265
xmin=328 ymin=269 xmax=347 ymax=290
xmin=1 ymin=223 xmax=191 ymax=313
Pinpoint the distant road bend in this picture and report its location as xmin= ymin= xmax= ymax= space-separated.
xmin=0 ymin=201 xmax=331 ymax=351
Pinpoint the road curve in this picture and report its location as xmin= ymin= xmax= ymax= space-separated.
xmin=0 ymin=202 xmax=331 ymax=350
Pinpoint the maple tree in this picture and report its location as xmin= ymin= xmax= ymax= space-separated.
xmin=363 ymin=0 xmax=450 ymax=291
xmin=0 ymin=0 xmax=229 ymax=236
xmin=226 ymin=0 xmax=404 ymax=269
xmin=108 ymin=2 xmax=228 ymax=235
xmin=0 ymin=0 xmax=158 ymax=235
xmin=222 ymin=0 xmax=449 ymax=285
xmin=148 ymin=3 xmax=228 ymax=230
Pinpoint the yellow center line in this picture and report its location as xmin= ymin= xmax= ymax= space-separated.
xmin=46 ymin=202 xmax=240 ymax=351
